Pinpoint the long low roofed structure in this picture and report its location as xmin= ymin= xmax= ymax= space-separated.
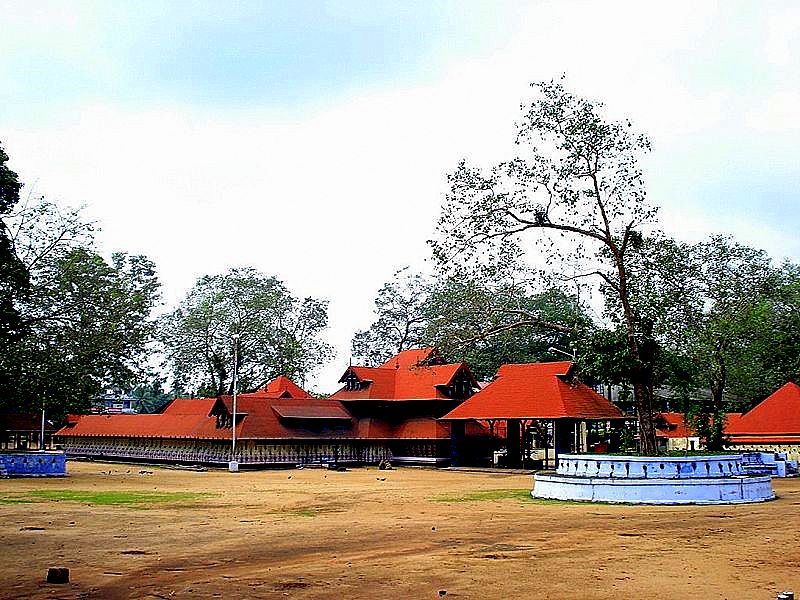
xmin=56 ymin=350 xmax=486 ymax=467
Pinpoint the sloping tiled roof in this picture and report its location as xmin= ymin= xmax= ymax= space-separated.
xmin=353 ymin=416 xmax=451 ymax=439
xmin=55 ymin=370 xmax=457 ymax=441
xmin=379 ymin=347 xmax=436 ymax=369
xmin=271 ymin=404 xmax=351 ymax=420
xmin=442 ymin=362 xmax=624 ymax=421
xmin=655 ymin=412 xmax=696 ymax=439
xmin=331 ymin=349 xmax=475 ymax=401
xmin=258 ymin=375 xmax=313 ymax=399
xmin=54 ymin=413 xmax=231 ymax=440
xmin=726 ymin=382 xmax=800 ymax=437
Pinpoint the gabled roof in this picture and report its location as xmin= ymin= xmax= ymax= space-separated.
xmin=726 ymin=382 xmax=800 ymax=437
xmin=331 ymin=357 xmax=476 ymax=402
xmin=330 ymin=347 xmax=476 ymax=401
xmin=442 ymin=362 xmax=624 ymax=421
xmin=379 ymin=347 xmax=438 ymax=369
xmin=258 ymin=375 xmax=313 ymax=399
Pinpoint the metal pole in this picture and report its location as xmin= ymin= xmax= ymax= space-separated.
xmin=40 ymin=407 xmax=46 ymax=451
xmin=232 ymin=335 xmax=239 ymax=456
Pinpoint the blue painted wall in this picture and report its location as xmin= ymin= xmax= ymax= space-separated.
xmin=0 ymin=451 xmax=67 ymax=476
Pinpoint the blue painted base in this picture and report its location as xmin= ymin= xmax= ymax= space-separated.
xmin=532 ymin=454 xmax=775 ymax=505
xmin=0 ymin=451 xmax=67 ymax=477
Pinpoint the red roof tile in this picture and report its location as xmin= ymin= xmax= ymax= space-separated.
xmin=442 ymin=362 xmax=624 ymax=420
xmin=655 ymin=412 xmax=696 ymax=439
xmin=271 ymin=404 xmax=351 ymax=420
xmin=258 ymin=375 xmax=313 ymax=398
xmin=331 ymin=351 xmax=475 ymax=401
xmin=726 ymin=382 xmax=800 ymax=438
xmin=379 ymin=347 xmax=436 ymax=369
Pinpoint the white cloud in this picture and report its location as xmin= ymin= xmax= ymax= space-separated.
xmin=4 ymin=1 xmax=799 ymax=392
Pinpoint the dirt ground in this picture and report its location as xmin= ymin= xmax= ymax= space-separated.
xmin=1 ymin=461 xmax=799 ymax=600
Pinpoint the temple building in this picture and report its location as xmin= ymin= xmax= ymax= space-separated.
xmin=654 ymin=412 xmax=701 ymax=452
xmin=725 ymin=382 xmax=800 ymax=461
xmin=442 ymin=361 xmax=626 ymax=467
xmin=55 ymin=349 xmax=482 ymax=467
xmin=330 ymin=347 xmax=481 ymax=465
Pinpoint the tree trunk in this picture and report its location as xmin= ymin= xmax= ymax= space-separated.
xmin=705 ymin=384 xmax=726 ymax=451
xmin=633 ymin=382 xmax=658 ymax=455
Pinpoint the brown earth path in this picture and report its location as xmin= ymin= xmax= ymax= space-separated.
xmin=1 ymin=461 xmax=798 ymax=599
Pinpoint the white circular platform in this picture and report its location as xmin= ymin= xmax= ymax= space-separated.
xmin=532 ymin=454 xmax=775 ymax=504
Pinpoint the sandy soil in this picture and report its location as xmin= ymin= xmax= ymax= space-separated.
xmin=1 ymin=461 xmax=798 ymax=599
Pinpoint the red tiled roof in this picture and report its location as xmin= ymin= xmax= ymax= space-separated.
xmin=442 ymin=362 xmax=624 ymax=421
xmin=161 ymin=398 xmax=217 ymax=416
xmin=258 ymin=375 xmax=313 ymax=399
xmin=331 ymin=349 xmax=476 ymax=401
xmin=354 ymin=416 xmax=451 ymax=439
xmin=726 ymin=382 xmax=800 ymax=438
xmin=54 ymin=413 xmax=231 ymax=440
xmin=271 ymin=404 xmax=351 ymax=420
xmin=379 ymin=347 xmax=436 ymax=369
xmin=655 ymin=412 xmax=696 ymax=439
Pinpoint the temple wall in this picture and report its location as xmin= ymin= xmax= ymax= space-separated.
xmin=726 ymin=443 xmax=800 ymax=463
xmin=0 ymin=451 xmax=67 ymax=476
xmin=57 ymin=436 xmax=402 ymax=466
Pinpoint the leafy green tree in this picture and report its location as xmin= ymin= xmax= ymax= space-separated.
xmin=721 ymin=260 xmax=800 ymax=406
xmin=161 ymin=267 xmax=333 ymax=396
xmin=6 ymin=247 xmax=160 ymax=417
xmin=1 ymin=192 xmax=159 ymax=419
xmin=431 ymin=80 xmax=661 ymax=452
xmin=0 ymin=143 xmax=29 ymax=386
xmin=131 ymin=376 xmax=174 ymax=413
xmin=351 ymin=267 xmax=430 ymax=365
xmin=617 ymin=234 xmax=789 ymax=449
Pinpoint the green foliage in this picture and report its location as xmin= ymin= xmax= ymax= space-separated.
xmin=130 ymin=376 xmax=174 ymax=413
xmin=426 ymin=278 xmax=587 ymax=380
xmin=351 ymin=267 xmax=429 ymax=365
xmin=351 ymin=266 xmax=587 ymax=379
xmin=160 ymin=267 xmax=333 ymax=395
xmin=0 ymin=188 xmax=160 ymax=418
xmin=2 ymin=246 xmax=160 ymax=416
xmin=0 ymin=142 xmax=29 ymax=375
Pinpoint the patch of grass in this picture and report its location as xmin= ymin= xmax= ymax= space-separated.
xmin=434 ymin=488 xmax=596 ymax=506
xmin=0 ymin=497 xmax=33 ymax=504
xmin=435 ymin=488 xmax=534 ymax=503
xmin=288 ymin=509 xmax=317 ymax=517
xmin=4 ymin=490 xmax=213 ymax=507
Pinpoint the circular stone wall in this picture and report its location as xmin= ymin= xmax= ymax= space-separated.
xmin=532 ymin=454 xmax=774 ymax=505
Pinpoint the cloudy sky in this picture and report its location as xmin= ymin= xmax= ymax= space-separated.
xmin=2 ymin=1 xmax=799 ymax=391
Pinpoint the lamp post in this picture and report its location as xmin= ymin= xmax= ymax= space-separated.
xmin=229 ymin=333 xmax=241 ymax=473
xmin=40 ymin=405 xmax=46 ymax=451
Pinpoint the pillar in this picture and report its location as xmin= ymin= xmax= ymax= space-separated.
xmin=506 ymin=419 xmax=521 ymax=468
xmin=449 ymin=420 xmax=465 ymax=467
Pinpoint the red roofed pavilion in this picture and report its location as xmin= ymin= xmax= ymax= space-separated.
xmin=442 ymin=362 xmax=626 ymax=467
xmin=330 ymin=347 xmax=480 ymax=464
xmin=726 ymin=382 xmax=800 ymax=461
